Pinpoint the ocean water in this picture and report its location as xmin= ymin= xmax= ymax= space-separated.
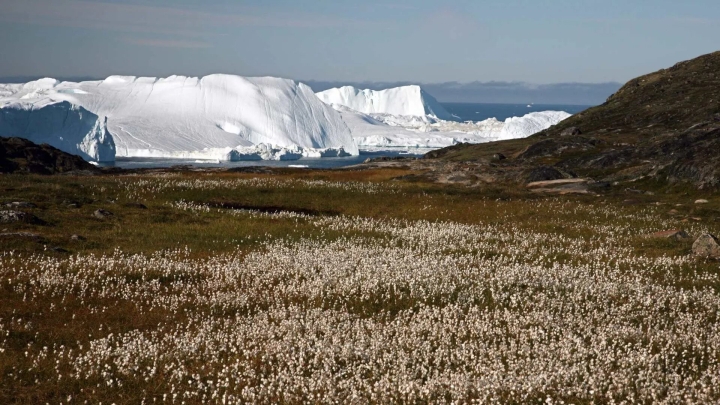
xmin=441 ymin=102 xmax=592 ymax=122
xmin=108 ymin=150 xmax=426 ymax=170
xmin=109 ymin=102 xmax=594 ymax=169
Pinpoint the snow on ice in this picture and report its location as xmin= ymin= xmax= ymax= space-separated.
xmin=0 ymin=75 xmax=357 ymax=161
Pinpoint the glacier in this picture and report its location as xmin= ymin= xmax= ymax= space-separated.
xmin=0 ymin=75 xmax=358 ymax=161
xmin=0 ymin=97 xmax=115 ymax=162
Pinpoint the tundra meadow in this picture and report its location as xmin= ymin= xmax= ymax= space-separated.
xmin=1 ymin=169 xmax=720 ymax=404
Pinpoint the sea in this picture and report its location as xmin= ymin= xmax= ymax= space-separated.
xmin=109 ymin=103 xmax=593 ymax=169
xmin=443 ymin=102 xmax=591 ymax=122
xmin=112 ymin=150 xmax=418 ymax=170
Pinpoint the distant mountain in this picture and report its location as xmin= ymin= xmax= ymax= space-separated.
xmin=428 ymin=51 xmax=720 ymax=189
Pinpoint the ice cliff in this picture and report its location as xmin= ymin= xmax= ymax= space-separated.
xmin=0 ymin=98 xmax=115 ymax=162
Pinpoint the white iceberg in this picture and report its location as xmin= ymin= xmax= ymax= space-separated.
xmin=147 ymin=143 xmax=352 ymax=162
xmin=325 ymin=102 xmax=570 ymax=150
xmin=498 ymin=111 xmax=571 ymax=140
xmin=0 ymin=99 xmax=115 ymax=162
xmin=317 ymin=85 xmax=571 ymax=151
xmin=316 ymin=85 xmax=453 ymax=120
xmin=0 ymin=75 xmax=358 ymax=161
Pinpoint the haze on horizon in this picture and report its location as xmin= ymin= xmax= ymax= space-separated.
xmin=0 ymin=0 xmax=717 ymax=104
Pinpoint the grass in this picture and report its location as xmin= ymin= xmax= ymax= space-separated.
xmin=1 ymin=169 xmax=720 ymax=403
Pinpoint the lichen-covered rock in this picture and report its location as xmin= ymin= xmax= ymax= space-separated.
xmin=560 ymin=126 xmax=581 ymax=136
xmin=525 ymin=166 xmax=566 ymax=183
xmin=692 ymin=233 xmax=720 ymax=258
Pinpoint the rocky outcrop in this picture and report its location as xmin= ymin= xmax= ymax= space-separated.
xmin=526 ymin=178 xmax=590 ymax=195
xmin=524 ymin=166 xmax=567 ymax=182
xmin=427 ymin=51 xmax=720 ymax=189
xmin=560 ymin=127 xmax=581 ymax=136
xmin=0 ymin=136 xmax=99 ymax=174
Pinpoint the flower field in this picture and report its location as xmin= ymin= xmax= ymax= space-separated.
xmin=1 ymin=172 xmax=719 ymax=403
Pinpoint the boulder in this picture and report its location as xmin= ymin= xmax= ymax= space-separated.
xmin=4 ymin=202 xmax=36 ymax=208
xmin=692 ymin=234 xmax=720 ymax=258
xmin=526 ymin=178 xmax=587 ymax=189
xmin=650 ymin=229 xmax=690 ymax=240
xmin=70 ymin=234 xmax=86 ymax=241
xmin=491 ymin=153 xmax=506 ymax=161
xmin=527 ymin=178 xmax=589 ymax=195
xmin=0 ymin=210 xmax=43 ymax=224
xmin=695 ymin=199 xmax=709 ymax=204
xmin=93 ymin=209 xmax=114 ymax=219
xmin=525 ymin=166 xmax=566 ymax=183
xmin=560 ymin=126 xmax=582 ymax=136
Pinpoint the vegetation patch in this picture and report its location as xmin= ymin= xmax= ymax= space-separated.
xmin=1 ymin=169 xmax=720 ymax=403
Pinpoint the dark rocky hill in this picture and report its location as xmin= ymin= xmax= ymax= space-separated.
xmin=0 ymin=137 xmax=99 ymax=174
xmin=427 ymin=51 xmax=720 ymax=188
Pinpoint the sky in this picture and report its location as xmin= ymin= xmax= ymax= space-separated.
xmin=0 ymin=0 xmax=718 ymax=102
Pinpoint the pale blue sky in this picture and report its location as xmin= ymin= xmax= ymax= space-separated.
xmin=0 ymin=0 xmax=717 ymax=84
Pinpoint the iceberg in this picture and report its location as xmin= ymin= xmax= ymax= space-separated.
xmin=325 ymin=103 xmax=570 ymax=150
xmin=0 ymin=75 xmax=358 ymax=161
xmin=317 ymin=85 xmax=571 ymax=151
xmin=316 ymin=85 xmax=453 ymax=120
xmin=499 ymin=111 xmax=571 ymax=140
xmin=0 ymin=99 xmax=115 ymax=162
xmin=129 ymin=143 xmax=352 ymax=162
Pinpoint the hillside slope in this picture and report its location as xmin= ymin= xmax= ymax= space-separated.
xmin=427 ymin=51 xmax=720 ymax=188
